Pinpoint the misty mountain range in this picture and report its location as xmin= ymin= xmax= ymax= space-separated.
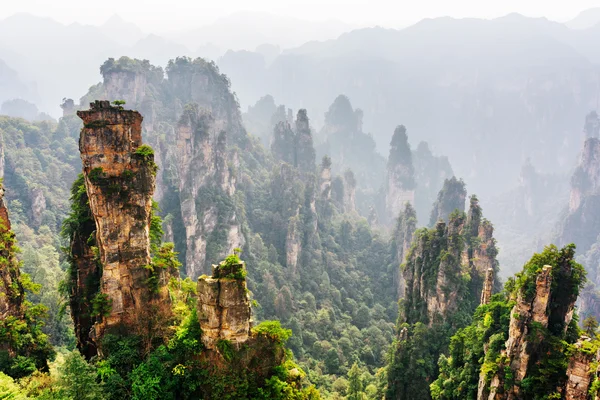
xmin=3 ymin=9 xmax=600 ymax=200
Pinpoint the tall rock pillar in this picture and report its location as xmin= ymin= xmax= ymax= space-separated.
xmin=77 ymin=100 xmax=170 ymax=341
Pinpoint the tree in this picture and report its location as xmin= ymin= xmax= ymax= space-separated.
xmin=583 ymin=316 xmax=599 ymax=338
xmin=56 ymin=352 xmax=105 ymax=400
xmin=347 ymin=362 xmax=364 ymax=400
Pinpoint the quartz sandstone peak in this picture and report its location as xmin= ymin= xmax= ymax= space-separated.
xmin=197 ymin=260 xmax=252 ymax=349
xmin=0 ymin=185 xmax=22 ymax=321
xmin=77 ymin=100 xmax=171 ymax=342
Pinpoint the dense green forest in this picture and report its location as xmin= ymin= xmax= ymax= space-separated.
xmin=1 ymin=54 xmax=600 ymax=400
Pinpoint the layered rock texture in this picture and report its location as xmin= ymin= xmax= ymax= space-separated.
xmin=477 ymin=245 xmax=587 ymax=400
xmin=75 ymin=100 xmax=171 ymax=347
xmin=197 ymin=261 xmax=251 ymax=349
xmin=390 ymin=203 xmax=417 ymax=298
xmin=387 ymin=194 xmax=498 ymax=399
xmin=175 ymin=104 xmax=244 ymax=278
xmin=386 ymin=125 xmax=416 ymax=220
xmin=271 ymin=109 xmax=316 ymax=175
xmin=403 ymin=195 xmax=497 ymax=325
xmin=0 ymin=185 xmax=22 ymax=323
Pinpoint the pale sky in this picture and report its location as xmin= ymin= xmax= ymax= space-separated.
xmin=2 ymin=0 xmax=600 ymax=32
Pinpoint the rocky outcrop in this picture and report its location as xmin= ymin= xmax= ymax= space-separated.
xmin=174 ymin=104 xmax=244 ymax=278
xmin=77 ymin=100 xmax=171 ymax=342
xmin=197 ymin=261 xmax=251 ymax=349
xmin=271 ymin=109 xmax=316 ymax=175
xmin=564 ymin=339 xmax=596 ymax=400
xmin=386 ymin=125 xmax=416 ymax=220
xmin=320 ymin=156 xmax=332 ymax=199
xmin=429 ymin=177 xmax=467 ymax=226
xmin=318 ymin=95 xmax=386 ymax=192
xmin=65 ymin=174 xmax=101 ymax=359
xmin=480 ymin=268 xmax=494 ymax=305
xmin=391 ymin=203 xmax=417 ymax=298
xmin=403 ymin=195 xmax=497 ymax=326
xmin=30 ymin=187 xmax=46 ymax=227
xmin=0 ymin=185 xmax=22 ymax=322
xmin=482 ymin=245 xmax=583 ymax=400
xmin=343 ymin=170 xmax=356 ymax=213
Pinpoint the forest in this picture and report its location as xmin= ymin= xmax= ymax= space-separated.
xmin=3 ymin=5 xmax=600 ymax=400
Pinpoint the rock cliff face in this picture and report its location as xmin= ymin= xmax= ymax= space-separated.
xmin=76 ymin=100 xmax=171 ymax=344
xmin=556 ymin=125 xmax=600 ymax=319
xmin=271 ymin=109 xmax=316 ymax=175
xmin=564 ymin=340 xmax=596 ymax=400
xmin=174 ymin=104 xmax=244 ymax=278
xmin=403 ymin=195 xmax=497 ymax=326
xmin=429 ymin=177 xmax=467 ymax=226
xmin=386 ymin=125 xmax=416 ymax=220
xmin=197 ymin=261 xmax=251 ymax=349
xmin=65 ymin=174 xmax=101 ymax=358
xmin=390 ymin=203 xmax=417 ymax=298
xmin=0 ymin=185 xmax=22 ymax=322
xmin=342 ymin=170 xmax=357 ymax=213
xmin=480 ymin=245 xmax=584 ymax=400
xmin=317 ymin=95 xmax=386 ymax=193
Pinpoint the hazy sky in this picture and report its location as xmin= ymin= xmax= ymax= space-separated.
xmin=2 ymin=0 xmax=600 ymax=31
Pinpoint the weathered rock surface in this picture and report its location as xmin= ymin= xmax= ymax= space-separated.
xmin=77 ymin=100 xmax=171 ymax=341
xmin=391 ymin=203 xmax=417 ymax=298
xmin=174 ymin=105 xmax=244 ymax=278
xmin=0 ymin=185 xmax=22 ymax=322
xmin=564 ymin=340 xmax=596 ymax=400
xmin=197 ymin=261 xmax=251 ymax=349
xmin=403 ymin=194 xmax=497 ymax=325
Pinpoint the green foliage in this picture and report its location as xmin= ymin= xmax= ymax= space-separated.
xmin=252 ymin=321 xmax=292 ymax=344
xmin=216 ymin=339 xmax=235 ymax=362
xmin=430 ymin=244 xmax=587 ymax=400
xmin=55 ymin=351 xmax=106 ymax=400
xmin=91 ymin=293 xmax=112 ymax=317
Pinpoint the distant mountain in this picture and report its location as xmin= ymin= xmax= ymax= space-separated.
xmin=566 ymin=7 xmax=600 ymax=29
xmin=167 ymin=11 xmax=359 ymax=53
xmin=218 ymin=13 xmax=600 ymax=199
xmin=98 ymin=14 xmax=146 ymax=46
xmin=0 ymin=58 xmax=38 ymax=105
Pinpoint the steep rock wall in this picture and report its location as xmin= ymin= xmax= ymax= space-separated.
xmin=77 ymin=100 xmax=171 ymax=341
xmin=174 ymin=104 xmax=244 ymax=278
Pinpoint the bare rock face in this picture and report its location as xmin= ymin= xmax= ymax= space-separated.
xmin=320 ymin=156 xmax=332 ymax=200
xmin=342 ymin=169 xmax=356 ymax=213
xmin=197 ymin=261 xmax=251 ymax=349
xmin=480 ymin=268 xmax=494 ymax=305
xmin=483 ymin=256 xmax=580 ymax=399
xmin=29 ymin=187 xmax=46 ymax=227
xmin=403 ymin=195 xmax=497 ymax=325
xmin=564 ymin=339 xmax=596 ymax=400
xmin=391 ymin=203 xmax=417 ymax=298
xmin=77 ymin=100 xmax=171 ymax=342
xmin=0 ymin=185 xmax=22 ymax=321
xmin=174 ymin=104 xmax=244 ymax=278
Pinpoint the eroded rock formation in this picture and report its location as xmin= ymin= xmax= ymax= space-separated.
xmin=76 ymin=100 xmax=171 ymax=344
xmin=197 ymin=261 xmax=251 ymax=349
xmin=390 ymin=203 xmax=417 ymax=298
xmin=403 ymin=195 xmax=497 ymax=326
xmin=0 ymin=185 xmax=22 ymax=322
xmin=174 ymin=104 xmax=244 ymax=278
